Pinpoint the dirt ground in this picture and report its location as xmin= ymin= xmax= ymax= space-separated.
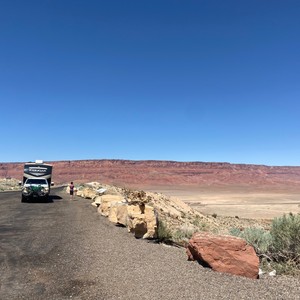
xmin=144 ymin=185 xmax=300 ymax=220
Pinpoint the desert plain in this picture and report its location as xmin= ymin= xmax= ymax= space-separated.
xmin=144 ymin=185 xmax=300 ymax=220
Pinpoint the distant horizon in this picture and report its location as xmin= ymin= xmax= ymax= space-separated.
xmin=1 ymin=157 xmax=300 ymax=168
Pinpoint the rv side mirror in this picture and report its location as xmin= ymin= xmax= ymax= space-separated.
xmin=51 ymin=182 xmax=54 ymax=186
xmin=19 ymin=181 xmax=22 ymax=186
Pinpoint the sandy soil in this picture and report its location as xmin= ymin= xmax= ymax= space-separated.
xmin=144 ymin=185 xmax=300 ymax=220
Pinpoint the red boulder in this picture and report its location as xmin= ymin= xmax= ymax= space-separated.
xmin=187 ymin=232 xmax=259 ymax=279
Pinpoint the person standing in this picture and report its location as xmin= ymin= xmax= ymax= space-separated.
xmin=69 ymin=182 xmax=75 ymax=200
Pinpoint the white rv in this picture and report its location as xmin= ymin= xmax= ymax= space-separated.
xmin=21 ymin=160 xmax=53 ymax=202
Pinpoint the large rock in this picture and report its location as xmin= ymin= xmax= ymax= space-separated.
xmin=98 ymin=195 xmax=124 ymax=217
xmin=76 ymin=187 xmax=97 ymax=199
xmin=108 ymin=202 xmax=128 ymax=226
xmin=127 ymin=204 xmax=157 ymax=239
xmin=93 ymin=196 xmax=102 ymax=206
xmin=186 ymin=232 xmax=259 ymax=279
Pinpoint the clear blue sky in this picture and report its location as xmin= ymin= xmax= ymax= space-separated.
xmin=1 ymin=0 xmax=299 ymax=166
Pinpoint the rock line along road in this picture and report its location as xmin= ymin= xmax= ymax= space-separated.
xmin=1 ymin=188 xmax=300 ymax=300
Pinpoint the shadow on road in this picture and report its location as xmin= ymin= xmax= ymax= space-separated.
xmin=22 ymin=194 xmax=63 ymax=203
xmin=50 ymin=194 xmax=63 ymax=201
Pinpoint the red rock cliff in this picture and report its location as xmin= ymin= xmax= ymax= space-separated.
xmin=1 ymin=159 xmax=300 ymax=188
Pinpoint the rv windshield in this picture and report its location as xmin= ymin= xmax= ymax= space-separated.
xmin=25 ymin=179 xmax=48 ymax=185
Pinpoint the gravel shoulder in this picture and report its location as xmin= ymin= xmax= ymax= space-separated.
xmin=0 ymin=188 xmax=300 ymax=299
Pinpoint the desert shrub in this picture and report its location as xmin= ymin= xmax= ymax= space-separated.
xmin=269 ymin=213 xmax=300 ymax=266
xmin=229 ymin=227 xmax=241 ymax=236
xmin=230 ymin=214 xmax=300 ymax=275
xmin=271 ymin=261 xmax=300 ymax=276
xmin=212 ymin=213 xmax=217 ymax=218
xmin=172 ymin=224 xmax=195 ymax=244
xmin=229 ymin=227 xmax=272 ymax=256
xmin=259 ymin=257 xmax=299 ymax=276
xmin=191 ymin=215 xmax=207 ymax=231
xmin=157 ymin=219 xmax=172 ymax=243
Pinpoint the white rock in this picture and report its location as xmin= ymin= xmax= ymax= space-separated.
xmin=269 ymin=270 xmax=276 ymax=277
xmin=96 ymin=188 xmax=107 ymax=194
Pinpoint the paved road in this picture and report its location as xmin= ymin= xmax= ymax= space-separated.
xmin=1 ymin=188 xmax=300 ymax=300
